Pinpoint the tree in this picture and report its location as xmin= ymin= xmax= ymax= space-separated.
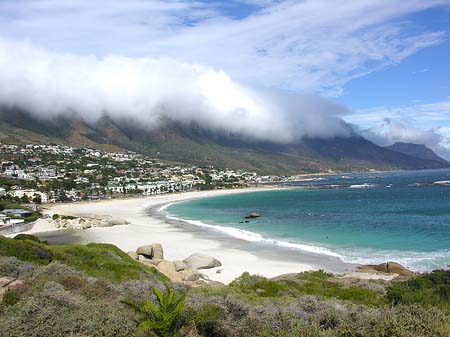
xmin=122 ymin=283 xmax=186 ymax=337
xmin=32 ymin=194 xmax=42 ymax=204
xmin=20 ymin=195 xmax=29 ymax=204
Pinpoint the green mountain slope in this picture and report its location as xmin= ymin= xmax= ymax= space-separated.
xmin=385 ymin=142 xmax=448 ymax=165
xmin=0 ymin=107 xmax=447 ymax=174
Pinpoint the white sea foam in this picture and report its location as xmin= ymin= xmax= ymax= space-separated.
xmin=165 ymin=213 xmax=343 ymax=258
xmin=157 ymin=202 xmax=177 ymax=212
xmin=161 ymin=204 xmax=450 ymax=272
xmin=335 ymin=247 xmax=450 ymax=272
xmin=433 ymin=180 xmax=450 ymax=185
xmin=348 ymin=183 xmax=377 ymax=188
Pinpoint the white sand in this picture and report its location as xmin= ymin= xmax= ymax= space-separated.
xmin=23 ymin=188 xmax=312 ymax=283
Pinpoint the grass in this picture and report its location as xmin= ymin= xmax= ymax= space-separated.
xmin=229 ymin=270 xmax=386 ymax=307
xmin=0 ymin=235 xmax=165 ymax=282
xmin=1 ymin=235 xmax=450 ymax=337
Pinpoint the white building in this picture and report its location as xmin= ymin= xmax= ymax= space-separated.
xmin=7 ymin=189 xmax=49 ymax=203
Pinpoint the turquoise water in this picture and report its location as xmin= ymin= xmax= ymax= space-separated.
xmin=166 ymin=169 xmax=450 ymax=271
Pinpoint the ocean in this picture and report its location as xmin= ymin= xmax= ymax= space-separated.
xmin=165 ymin=169 xmax=450 ymax=272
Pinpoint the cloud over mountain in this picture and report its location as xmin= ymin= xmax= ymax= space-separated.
xmin=0 ymin=38 xmax=350 ymax=143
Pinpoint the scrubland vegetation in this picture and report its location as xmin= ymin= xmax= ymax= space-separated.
xmin=1 ymin=235 xmax=449 ymax=337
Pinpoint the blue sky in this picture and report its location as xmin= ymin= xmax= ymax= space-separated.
xmin=0 ymin=0 xmax=449 ymax=156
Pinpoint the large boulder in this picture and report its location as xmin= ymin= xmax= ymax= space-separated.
xmin=180 ymin=268 xmax=200 ymax=282
xmin=109 ymin=218 xmax=128 ymax=226
xmin=173 ymin=260 xmax=187 ymax=272
xmin=136 ymin=245 xmax=153 ymax=259
xmin=152 ymin=243 xmax=164 ymax=260
xmin=183 ymin=253 xmax=222 ymax=270
xmin=357 ymin=262 xmax=413 ymax=276
xmin=138 ymin=254 xmax=150 ymax=263
xmin=0 ymin=277 xmax=24 ymax=300
xmin=127 ymin=251 xmax=138 ymax=260
xmin=384 ymin=262 xmax=414 ymax=276
xmin=157 ymin=261 xmax=183 ymax=282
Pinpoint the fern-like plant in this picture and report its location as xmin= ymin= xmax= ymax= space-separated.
xmin=122 ymin=283 xmax=186 ymax=337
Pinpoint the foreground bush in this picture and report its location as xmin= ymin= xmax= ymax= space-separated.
xmin=123 ymin=283 xmax=186 ymax=337
xmin=0 ymin=235 xmax=164 ymax=282
xmin=1 ymin=237 xmax=450 ymax=337
xmin=386 ymin=269 xmax=450 ymax=312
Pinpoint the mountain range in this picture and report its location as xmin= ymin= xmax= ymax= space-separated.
xmin=0 ymin=107 xmax=448 ymax=174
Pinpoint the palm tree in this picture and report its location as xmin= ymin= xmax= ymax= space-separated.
xmin=122 ymin=283 xmax=186 ymax=337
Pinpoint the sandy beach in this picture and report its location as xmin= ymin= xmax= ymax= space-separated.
xmin=19 ymin=187 xmax=352 ymax=283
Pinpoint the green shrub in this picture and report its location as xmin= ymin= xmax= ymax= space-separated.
xmin=0 ymin=236 xmax=164 ymax=282
xmin=229 ymin=271 xmax=384 ymax=306
xmin=185 ymin=304 xmax=226 ymax=336
xmin=0 ymin=236 xmax=54 ymax=264
xmin=230 ymin=272 xmax=286 ymax=297
xmin=61 ymin=215 xmax=77 ymax=220
xmin=13 ymin=234 xmax=42 ymax=243
xmin=122 ymin=283 xmax=186 ymax=337
xmin=386 ymin=269 xmax=450 ymax=312
xmin=52 ymin=214 xmax=59 ymax=220
xmin=1 ymin=289 xmax=20 ymax=306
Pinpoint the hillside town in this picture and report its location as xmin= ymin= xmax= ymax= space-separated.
xmin=0 ymin=143 xmax=286 ymax=207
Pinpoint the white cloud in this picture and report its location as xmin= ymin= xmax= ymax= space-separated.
xmin=0 ymin=0 xmax=448 ymax=146
xmin=0 ymin=0 xmax=447 ymax=94
xmin=0 ymin=38 xmax=350 ymax=142
xmin=346 ymin=99 xmax=450 ymax=159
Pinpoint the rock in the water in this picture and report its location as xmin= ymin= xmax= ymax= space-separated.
xmin=127 ymin=251 xmax=138 ymax=260
xmin=180 ymin=268 xmax=200 ymax=282
xmin=152 ymin=243 xmax=164 ymax=260
xmin=244 ymin=212 xmax=260 ymax=219
xmin=157 ymin=261 xmax=183 ymax=282
xmin=183 ymin=253 xmax=222 ymax=270
xmin=357 ymin=261 xmax=413 ymax=276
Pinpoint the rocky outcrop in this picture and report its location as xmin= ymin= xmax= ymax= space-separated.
xmin=357 ymin=262 xmax=414 ymax=276
xmin=244 ymin=212 xmax=260 ymax=219
xmin=50 ymin=214 xmax=128 ymax=230
xmin=180 ymin=269 xmax=200 ymax=282
xmin=133 ymin=244 xmax=221 ymax=285
xmin=136 ymin=245 xmax=153 ymax=259
xmin=0 ymin=276 xmax=24 ymax=300
xmin=173 ymin=260 xmax=188 ymax=272
xmin=152 ymin=243 xmax=164 ymax=260
xmin=157 ymin=261 xmax=183 ymax=283
xmin=136 ymin=243 xmax=164 ymax=260
xmin=183 ymin=253 xmax=222 ymax=270
xmin=127 ymin=251 xmax=138 ymax=260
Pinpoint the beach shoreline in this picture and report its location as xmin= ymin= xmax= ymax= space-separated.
xmin=15 ymin=186 xmax=354 ymax=283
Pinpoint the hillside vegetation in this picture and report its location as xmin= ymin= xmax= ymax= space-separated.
xmin=1 ymin=108 xmax=448 ymax=174
xmin=1 ymin=235 xmax=449 ymax=337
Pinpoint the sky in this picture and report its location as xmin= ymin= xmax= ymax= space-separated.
xmin=0 ymin=0 xmax=449 ymax=157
